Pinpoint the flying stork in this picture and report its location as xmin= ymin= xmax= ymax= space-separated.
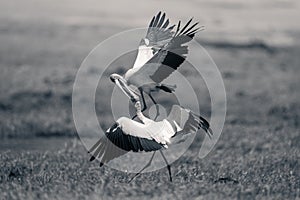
xmin=88 ymin=100 xmax=212 ymax=182
xmin=110 ymin=11 xmax=203 ymax=119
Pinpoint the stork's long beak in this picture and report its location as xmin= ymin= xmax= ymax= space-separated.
xmin=115 ymin=79 xmax=140 ymax=103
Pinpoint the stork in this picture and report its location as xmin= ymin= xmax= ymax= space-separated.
xmin=110 ymin=11 xmax=203 ymax=119
xmin=88 ymin=100 xmax=212 ymax=182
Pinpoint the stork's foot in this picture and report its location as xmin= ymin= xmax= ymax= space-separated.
xmin=131 ymin=106 xmax=147 ymax=120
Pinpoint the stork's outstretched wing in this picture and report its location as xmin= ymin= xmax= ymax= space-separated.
xmin=130 ymin=12 xmax=175 ymax=72
xmin=128 ymin=18 xmax=202 ymax=84
xmin=89 ymin=122 xmax=163 ymax=166
xmin=167 ymin=105 xmax=212 ymax=138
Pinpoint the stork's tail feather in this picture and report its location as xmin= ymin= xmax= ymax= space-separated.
xmin=157 ymin=84 xmax=177 ymax=93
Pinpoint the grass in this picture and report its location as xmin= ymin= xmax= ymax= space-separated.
xmin=0 ymin=123 xmax=299 ymax=199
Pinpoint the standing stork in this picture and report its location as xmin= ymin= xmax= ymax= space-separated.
xmin=110 ymin=11 xmax=203 ymax=119
xmin=88 ymin=100 xmax=212 ymax=182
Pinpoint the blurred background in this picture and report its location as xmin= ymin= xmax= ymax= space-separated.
xmin=0 ymin=0 xmax=299 ymax=199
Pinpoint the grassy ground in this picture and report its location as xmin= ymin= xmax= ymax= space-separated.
xmin=0 ymin=124 xmax=299 ymax=199
xmin=1 ymin=46 xmax=299 ymax=199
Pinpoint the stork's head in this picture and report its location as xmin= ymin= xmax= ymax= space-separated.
xmin=109 ymin=73 xmax=123 ymax=83
xmin=109 ymin=73 xmax=140 ymax=103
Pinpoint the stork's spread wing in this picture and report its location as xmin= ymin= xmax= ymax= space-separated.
xmin=167 ymin=105 xmax=212 ymax=138
xmin=88 ymin=122 xmax=163 ymax=166
xmin=128 ymin=18 xmax=202 ymax=84
xmin=130 ymin=12 xmax=175 ymax=71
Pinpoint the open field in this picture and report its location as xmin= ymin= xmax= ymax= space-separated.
xmin=0 ymin=123 xmax=299 ymax=200
xmin=1 ymin=45 xmax=299 ymax=199
xmin=0 ymin=0 xmax=299 ymax=199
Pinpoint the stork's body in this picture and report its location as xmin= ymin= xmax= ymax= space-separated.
xmin=110 ymin=12 xmax=203 ymax=118
xmin=88 ymin=101 xmax=212 ymax=181
xmin=90 ymin=11 xmax=208 ymax=181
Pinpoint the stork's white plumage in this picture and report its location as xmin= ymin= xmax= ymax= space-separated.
xmin=110 ymin=11 xmax=204 ymax=118
xmin=92 ymin=12 xmax=208 ymax=182
xmin=88 ymin=101 xmax=212 ymax=168
xmin=89 ymin=74 xmax=212 ymax=181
